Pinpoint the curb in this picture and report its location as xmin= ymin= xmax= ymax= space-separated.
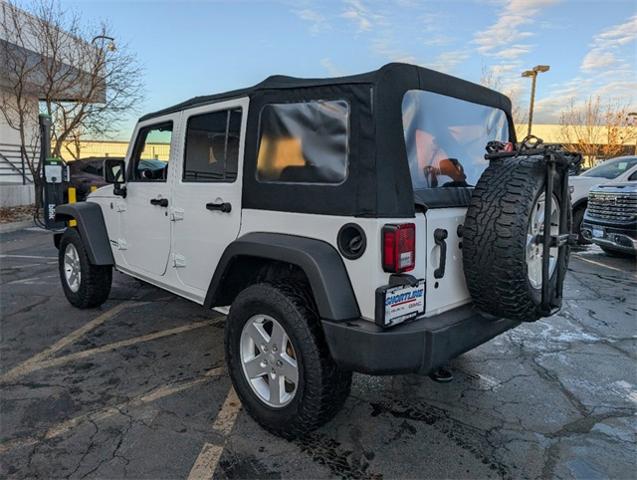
xmin=0 ymin=220 xmax=36 ymax=234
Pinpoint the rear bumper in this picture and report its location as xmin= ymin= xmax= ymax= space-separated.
xmin=322 ymin=306 xmax=519 ymax=375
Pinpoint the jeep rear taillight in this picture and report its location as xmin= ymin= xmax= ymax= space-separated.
xmin=382 ymin=223 xmax=415 ymax=273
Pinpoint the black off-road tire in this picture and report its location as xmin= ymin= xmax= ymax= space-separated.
xmin=463 ymin=157 xmax=571 ymax=321
xmin=572 ymin=205 xmax=591 ymax=245
xmin=58 ymin=228 xmax=112 ymax=308
xmin=225 ymin=282 xmax=352 ymax=439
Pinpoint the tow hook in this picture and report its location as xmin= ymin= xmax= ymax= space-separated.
xmin=429 ymin=366 xmax=454 ymax=383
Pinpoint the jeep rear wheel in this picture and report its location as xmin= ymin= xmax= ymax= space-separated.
xmin=225 ymin=283 xmax=352 ymax=439
xmin=58 ymin=228 xmax=112 ymax=308
xmin=463 ymin=156 xmax=571 ymax=321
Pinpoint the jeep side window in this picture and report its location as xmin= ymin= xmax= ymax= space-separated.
xmin=256 ymin=100 xmax=349 ymax=184
xmin=130 ymin=122 xmax=173 ymax=182
xmin=183 ymin=108 xmax=242 ymax=182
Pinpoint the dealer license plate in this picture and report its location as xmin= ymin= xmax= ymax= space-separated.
xmin=383 ymin=280 xmax=425 ymax=326
xmin=592 ymin=228 xmax=604 ymax=239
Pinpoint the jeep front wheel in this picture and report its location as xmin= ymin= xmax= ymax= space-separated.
xmin=225 ymin=283 xmax=352 ymax=439
xmin=58 ymin=228 xmax=112 ymax=308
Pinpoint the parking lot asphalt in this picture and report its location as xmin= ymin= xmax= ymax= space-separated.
xmin=1 ymin=226 xmax=636 ymax=480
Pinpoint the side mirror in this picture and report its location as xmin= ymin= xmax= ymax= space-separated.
xmin=104 ymin=159 xmax=127 ymax=197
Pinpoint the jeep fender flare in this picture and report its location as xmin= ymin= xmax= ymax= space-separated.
xmin=54 ymin=202 xmax=114 ymax=266
xmin=204 ymin=232 xmax=360 ymax=321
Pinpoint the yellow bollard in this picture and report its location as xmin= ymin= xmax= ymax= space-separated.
xmin=68 ymin=187 xmax=77 ymax=227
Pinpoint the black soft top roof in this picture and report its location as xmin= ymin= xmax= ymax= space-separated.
xmin=140 ymin=63 xmax=511 ymax=122
xmin=140 ymin=63 xmax=514 ymax=218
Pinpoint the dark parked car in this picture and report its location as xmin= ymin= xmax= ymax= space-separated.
xmin=67 ymin=157 xmax=114 ymax=200
xmin=582 ymin=181 xmax=637 ymax=257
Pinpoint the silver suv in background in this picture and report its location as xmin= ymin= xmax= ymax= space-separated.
xmin=570 ymin=156 xmax=637 ymax=244
xmin=582 ymin=181 xmax=637 ymax=257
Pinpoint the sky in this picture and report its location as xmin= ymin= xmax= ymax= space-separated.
xmin=61 ymin=0 xmax=636 ymax=140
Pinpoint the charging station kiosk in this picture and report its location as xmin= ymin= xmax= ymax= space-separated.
xmin=40 ymin=114 xmax=69 ymax=230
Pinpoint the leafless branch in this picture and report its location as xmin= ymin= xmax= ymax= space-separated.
xmin=0 ymin=0 xmax=144 ymax=198
xmin=559 ymin=96 xmax=637 ymax=168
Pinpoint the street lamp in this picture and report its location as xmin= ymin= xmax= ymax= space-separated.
xmin=91 ymin=35 xmax=116 ymax=52
xmin=521 ymin=65 xmax=550 ymax=137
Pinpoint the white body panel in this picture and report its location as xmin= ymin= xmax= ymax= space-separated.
xmin=238 ymin=210 xmax=418 ymax=321
xmin=171 ymin=98 xmax=249 ymax=297
xmin=239 ymin=208 xmax=470 ymax=321
xmin=118 ymin=112 xmax=181 ymax=277
xmin=570 ymin=175 xmax=607 ymax=206
xmin=422 ymin=208 xmax=470 ymax=316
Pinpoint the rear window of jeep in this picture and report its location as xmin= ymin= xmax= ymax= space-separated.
xmin=402 ymin=90 xmax=509 ymax=189
xmin=256 ymin=100 xmax=349 ymax=184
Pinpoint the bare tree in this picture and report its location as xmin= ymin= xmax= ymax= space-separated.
xmin=559 ymin=96 xmax=636 ymax=168
xmin=0 ymin=0 xmax=143 ymax=200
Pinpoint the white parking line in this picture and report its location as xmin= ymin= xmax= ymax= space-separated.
xmin=0 ymin=302 xmax=146 ymax=384
xmin=0 ymin=367 xmax=225 ymax=454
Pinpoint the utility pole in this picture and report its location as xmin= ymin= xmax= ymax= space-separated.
xmin=521 ymin=65 xmax=550 ymax=137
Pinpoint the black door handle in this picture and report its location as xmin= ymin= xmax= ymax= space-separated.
xmin=150 ymin=198 xmax=169 ymax=207
xmin=433 ymin=228 xmax=448 ymax=279
xmin=206 ymin=201 xmax=232 ymax=213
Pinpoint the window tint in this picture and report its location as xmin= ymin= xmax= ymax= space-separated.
xmin=256 ymin=100 xmax=349 ymax=184
xmin=629 ymin=170 xmax=637 ymax=181
xmin=402 ymin=90 xmax=509 ymax=189
xmin=183 ymin=108 xmax=242 ymax=182
xmin=131 ymin=122 xmax=172 ymax=182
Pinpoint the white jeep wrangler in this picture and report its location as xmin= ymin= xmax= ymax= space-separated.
xmin=54 ymin=63 xmax=576 ymax=439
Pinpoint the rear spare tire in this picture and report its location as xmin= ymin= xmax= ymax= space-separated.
xmin=463 ymin=156 xmax=571 ymax=321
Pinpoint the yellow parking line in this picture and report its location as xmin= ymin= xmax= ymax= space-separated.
xmin=29 ymin=319 xmax=222 ymax=374
xmin=0 ymin=367 xmax=225 ymax=454
xmin=187 ymin=443 xmax=225 ymax=480
xmin=187 ymin=387 xmax=242 ymax=479
xmin=573 ymin=255 xmax=637 ymax=275
xmin=0 ymin=302 xmax=145 ymax=384
xmin=212 ymin=387 xmax=241 ymax=436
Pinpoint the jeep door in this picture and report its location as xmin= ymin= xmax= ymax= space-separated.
xmin=171 ymin=98 xmax=248 ymax=299
xmin=119 ymin=114 xmax=178 ymax=277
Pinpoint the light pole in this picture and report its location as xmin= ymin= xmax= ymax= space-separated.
xmin=521 ymin=65 xmax=550 ymax=137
